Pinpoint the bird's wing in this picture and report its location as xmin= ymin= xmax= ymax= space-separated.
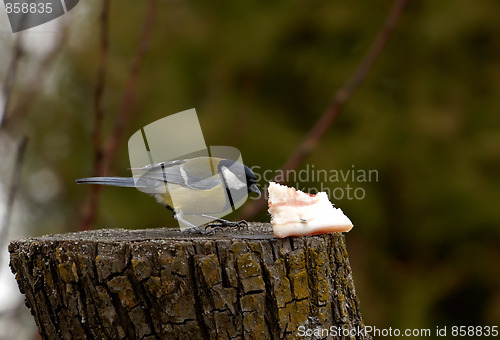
xmin=131 ymin=159 xmax=187 ymax=172
xmin=135 ymin=158 xmax=223 ymax=191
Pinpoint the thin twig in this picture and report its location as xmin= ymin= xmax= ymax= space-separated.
xmin=0 ymin=137 xmax=28 ymax=266
xmin=240 ymin=0 xmax=410 ymax=220
xmin=1 ymin=28 xmax=67 ymax=131
xmin=0 ymin=34 xmax=24 ymax=130
xmin=80 ymin=0 xmax=110 ymax=231
xmin=80 ymin=0 xmax=158 ymax=230
xmin=102 ymin=0 xmax=157 ymax=174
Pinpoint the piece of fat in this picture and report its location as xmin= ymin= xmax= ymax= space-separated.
xmin=268 ymin=182 xmax=353 ymax=238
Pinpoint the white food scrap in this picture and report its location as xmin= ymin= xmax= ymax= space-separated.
xmin=268 ymin=182 xmax=353 ymax=238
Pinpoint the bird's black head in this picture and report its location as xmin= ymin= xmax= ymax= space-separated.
xmin=218 ymin=159 xmax=260 ymax=195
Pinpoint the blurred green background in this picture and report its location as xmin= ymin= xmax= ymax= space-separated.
xmin=1 ymin=0 xmax=499 ymax=337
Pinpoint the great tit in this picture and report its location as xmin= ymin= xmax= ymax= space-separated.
xmin=76 ymin=157 xmax=260 ymax=233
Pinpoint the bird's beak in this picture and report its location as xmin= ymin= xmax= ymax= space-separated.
xmin=249 ymin=183 xmax=260 ymax=195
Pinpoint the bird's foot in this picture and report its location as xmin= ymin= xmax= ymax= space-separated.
xmin=175 ymin=210 xmax=221 ymax=235
xmin=202 ymin=217 xmax=248 ymax=231
xmin=204 ymin=225 xmax=223 ymax=233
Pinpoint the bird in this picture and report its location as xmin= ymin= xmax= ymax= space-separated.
xmin=76 ymin=157 xmax=260 ymax=234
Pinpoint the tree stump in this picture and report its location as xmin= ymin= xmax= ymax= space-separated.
xmin=9 ymin=223 xmax=369 ymax=339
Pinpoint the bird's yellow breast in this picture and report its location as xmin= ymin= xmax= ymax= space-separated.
xmin=156 ymin=183 xmax=230 ymax=214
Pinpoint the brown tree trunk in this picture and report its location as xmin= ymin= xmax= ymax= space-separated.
xmin=9 ymin=223 xmax=369 ymax=339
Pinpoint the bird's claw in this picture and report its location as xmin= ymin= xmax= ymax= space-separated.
xmin=203 ymin=225 xmax=223 ymax=234
xmin=233 ymin=220 xmax=248 ymax=230
xmin=204 ymin=219 xmax=248 ymax=231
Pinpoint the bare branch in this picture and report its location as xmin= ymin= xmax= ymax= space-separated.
xmin=0 ymin=34 xmax=24 ymax=130
xmin=240 ymin=0 xmax=410 ymax=220
xmin=80 ymin=0 xmax=158 ymax=230
xmin=79 ymin=0 xmax=111 ymax=231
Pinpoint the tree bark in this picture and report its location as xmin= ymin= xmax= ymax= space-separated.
xmin=9 ymin=223 xmax=369 ymax=339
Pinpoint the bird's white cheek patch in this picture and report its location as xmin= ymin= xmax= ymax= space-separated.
xmin=221 ymin=166 xmax=247 ymax=190
xmin=267 ymin=182 xmax=353 ymax=238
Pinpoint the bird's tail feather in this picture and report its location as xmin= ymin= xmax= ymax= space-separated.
xmin=75 ymin=177 xmax=137 ymax=188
